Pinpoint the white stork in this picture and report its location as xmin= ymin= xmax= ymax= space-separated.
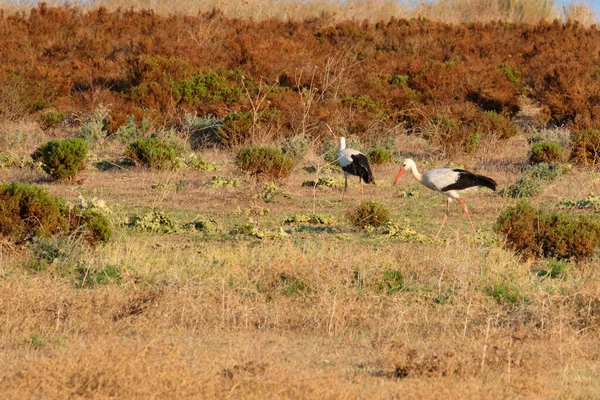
xmin=393 ymin=159 xmax=497 ymax=237
xmin=338 ymin=137 xmax=374 ymax=201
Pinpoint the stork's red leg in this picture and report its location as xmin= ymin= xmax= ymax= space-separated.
xmin=456 ymin=198 xmax=476 ymax=233
xmin=435 ymin=198 xmax=450 ymax=238
xmin=360 ymin=178 xmax=364 ymax=202
xmin=342 ymin=174 xmax=348 ymax=201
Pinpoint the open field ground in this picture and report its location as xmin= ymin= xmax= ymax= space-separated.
xmin=1 ymin=2 xmax=600 ymax=398
xmin=1 ymin=130 xmax=600 ymax=397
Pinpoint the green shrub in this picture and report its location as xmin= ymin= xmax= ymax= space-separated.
xmin=0 ymin=181 xmax=67 ymax=241
xmin=368 ymin=147 xmax=393 ymax=165
xmin=571 ymin=128 xmax=600 ymax=167
xmin=280 ymin=134 xmax=310 ymax=162
xmin=78 ymin=210 xmax=112 ymax=245
xmin=347 ymin=201 xmax=390 ymax=228
xmin=499 ymin=176 xmax=542 ymax=198
xmin=125 ymin=138 xmax=178 ymax=169
xmin=0 ymin=181 xmax=111 ymax=245
xmin=525 ymin=162 xmax=567 ymax=181
xmin=485 ymin=281 xmax=522 ymax=304
xmin=40 ymin=110 xmax=66 ymax=129
xmin=377 ymin=269 xmax=405 ymax=294
xmin=235 ymin=146 xmax=295 ymax=179
xmin=536 ymin=259 xmax=570 ymax=278
xmin=464 ymin=133 xmax=481 ymax=153
xmin=113 ymin=115 xmax=150 ymax=143
xmin=32 ymin=138 xmax=88 ymax=181
xmin=495 ymin=200 xmax=600 ymax=260
xmin=75 ymin=105 xmax=110 ymax=147
xmin=529 ymin=141 xmax=565 ymax=165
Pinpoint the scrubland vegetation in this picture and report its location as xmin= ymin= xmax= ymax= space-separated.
xmin=1 ymin=1 xmax=600 ymax=398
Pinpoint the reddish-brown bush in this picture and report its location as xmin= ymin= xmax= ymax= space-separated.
xmin=1 ymin=5 xmax=599 ymax=149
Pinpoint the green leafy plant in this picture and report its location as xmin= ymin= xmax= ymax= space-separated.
xmin=495 ymin=200 xmax=600 ymax=260
xmin=499 ymin=176 xmax=542 ymax=198
xmin=75 ymin=105 xmax=110 ymax=147
xmin=236 ymin=146 xmax=295 ymax=179
xmin=368 ymin=147 xmax=393 ymax=165
xmin=280 ymin=134 xmax=310 ymax=162
xmin=377 ymin=269 xmax=405 ymax=295
xmin=113 ymin=115 xmax=150 ymax=143
xmin=529 ymin=141 xmax=565 ymax=165
xmin=125 ymin=138 xmax=178 ymax=169
xmin=485 ymin=281 xmax=522 ymax=304
xmin=347 ymin=201 xmax=390 ymax=228
xmin=205 ymin=176 xmax=241 ymax=187
xmin=32 ymin=138 xmax=88 ymax=181
xmin=40 ymin=110 xmax=66 ymax=129
xmin=0 ymin=182 xmax=111 ymax=246
xmin=301 ymin=176 xmax=345 ymax=188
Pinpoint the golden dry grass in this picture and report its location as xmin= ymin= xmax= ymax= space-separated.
xmin=1 ymin=127 xmax=600 ymax=397
xmin=0 ymin=0 xmax=596 ymax=25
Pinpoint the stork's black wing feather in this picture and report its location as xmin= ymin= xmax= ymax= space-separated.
xmin=441 ymin=170 xmax=496 ymax=192
xmin=350 ymin=154 xmax=374 ymax=184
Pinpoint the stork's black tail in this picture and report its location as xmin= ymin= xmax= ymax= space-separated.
xmin=475 ymin=174 xmax=497 ymax=191
xmin=351 ymin=154 xmax=374 ymax=184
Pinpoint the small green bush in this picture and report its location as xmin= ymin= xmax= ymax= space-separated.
xmin=485 ymin=281 xmax=522 ymax=304
xmin=280 ymin=134 xmax=310 ymax=162
xmin=571 ymin=129 xmax=600 ymax=167
xmin=529 ymin=141 xmax=565 ymax=165
xmin=78 ymin=210 xmax=113 ymax=245
xmin=0 ymin=181 xmax=111 ymax=245
xmin=113 ymin=115 xmax=150 ymax=143
xmin=495 ymin=200 xmax=600 ymax=260
xmin=75 ymin=105 xmax=110 ymax=147
xmin=125 ymin=138 xmax=178 ymax=169
xmin=32 ymin=138 xmax=88 ymax=181
xmin=0 ymin=181 xmax=67 ymax=241
xmin=236 ymin=146 xmax=295 ymax=179
xmin=377 ymin=269 xmax=405 ymax=295
xmin=525 ymin=162 xmax=567 ymax=181
xmin=499 ymin=176 xmax=542 ymax=198
xmin=368 ymin=147 xmax=393 ymax=165
xmin=347 ymin=201 xmax=390 ymax=228
xmin=40 ymin=110 xmax=66 ymax=129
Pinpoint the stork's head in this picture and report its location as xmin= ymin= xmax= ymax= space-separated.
xmin=393 ymin=158 xmax=416 ymax=185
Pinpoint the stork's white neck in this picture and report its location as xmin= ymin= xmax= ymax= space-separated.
xmin=338 ymin=137 xmax=346 ymax=152
xmin=405 ymin=160 xmax=423 ymax=182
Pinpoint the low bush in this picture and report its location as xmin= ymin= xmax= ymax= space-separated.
xmin=125 ymin=138 xmax=178 ymax=169
xmin=495 ymin=200 xmax=600 ymax=260
xmin=280 ymin=134 xmax=310 ymax=162
xmin=347 ymin=201 xmax=390 ymax=228
xmin=499 ymin=176 xmax=542 ymax=198
xmin=368 ymin=147 xmax=393 ymax=165
xmin=0 ymin=181 xmax=111 ymax=245
xmin=571 ymin=128 xmax=600 ymax=167
xmin=113 ymin=115 xmax=150 ymax=143
xmin=75 ymin=105 xmax=110 ymax=147
xmin=525 ymin=162 xmax=567 ymax=181
xmin=32 ymin=138 xmax=88 ymax=181
xmin=236 ymin=146 xmax=295 ymax=179
xmin=529 ymin=141 xmax=565 ymax=165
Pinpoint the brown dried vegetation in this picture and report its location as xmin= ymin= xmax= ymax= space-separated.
xmin=1 ymin=5 xmax=600 ymax=154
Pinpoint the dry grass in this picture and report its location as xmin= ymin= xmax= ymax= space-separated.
xmin=1 ymin=122 xmax=600 ymax=397
xmin=0 ymin=0 xmax=596 ymax=25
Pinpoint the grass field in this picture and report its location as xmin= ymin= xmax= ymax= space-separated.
xmin=1 ymin=123 xmax=600 ymax=397
xmin=1 ymin=0 xmax=600 ymax=396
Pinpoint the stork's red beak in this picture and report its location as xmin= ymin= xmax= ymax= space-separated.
xmin=393 ymin=168 xmax=405 ymax=185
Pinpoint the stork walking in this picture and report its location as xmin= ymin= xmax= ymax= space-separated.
xmin=338 ymin=137 xmax=374 ymax=201
xmin=393 ymin=159 xmax=497 ymax=237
